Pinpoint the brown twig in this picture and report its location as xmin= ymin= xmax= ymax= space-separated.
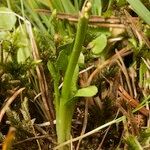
xmin=118 ymin=86 xmax=150 ymax=117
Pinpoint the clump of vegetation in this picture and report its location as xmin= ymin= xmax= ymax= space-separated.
xmin=0 ymin=0 xmax=150 ymax=150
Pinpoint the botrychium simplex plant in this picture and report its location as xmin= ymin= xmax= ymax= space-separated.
xmin=48 ymin=1 xmax=98 ymax=149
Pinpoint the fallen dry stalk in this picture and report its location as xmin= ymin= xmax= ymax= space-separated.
xmin=2 ymin=127 xmax=16 ymax=150
xmin=0 ymin=87 xmax=25 ymax=122
xmin=37 ymin=9 xmax=138 ymax=28
xmin=54 ymin=117 xmax=124 ymax=150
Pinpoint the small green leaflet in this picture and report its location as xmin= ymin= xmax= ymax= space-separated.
xmin=78 ymin=52 xmax=85 ymax=65
xmin=47 ymin=61 xmax=59 ymax=80
xmin=65 ymin=85 xmax=98 ymax=105
xmin=56 ymin=41 xmax=73 ymax=72
xmin=0 ymin=7 xmax=16 ymax=30
xmin=74 ymin=86 xmax=98 ymax=97
xmin=89 ymin=34 xmax=107 ymax=55
xmin=56 ymin=50 xmax=68 ymax=72
xmin=15 ymin=26 xmax=31 ymax=63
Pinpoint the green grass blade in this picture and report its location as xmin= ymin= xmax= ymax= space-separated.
xmin=92 ymin=0 xmax=102 ymax=15
xmin=61 ymin=0 xmax=76 ymax=13
xmin=50 ymin=0 xmax=76 ymax=13
xmin=74 ymin=0 xmax=79 ymax=10
xmin=23 ymin=1 xmax=47 ymax=32
xmin=50 ymin=0 xmax=64 ymax=12
xmin=126 ymin=0 xmax=150 ymax=25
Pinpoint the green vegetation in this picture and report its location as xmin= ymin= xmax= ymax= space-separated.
xmin=0 ymin=0 xmax=150 ymax=150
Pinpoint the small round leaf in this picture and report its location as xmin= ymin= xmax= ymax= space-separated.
xmin=0 ymin=7 xmax=16 ymax=30
xmin=89 ymin=34 xmax=107 ymax=55
xmin=74 ymin=86 xmax=98 ymax=97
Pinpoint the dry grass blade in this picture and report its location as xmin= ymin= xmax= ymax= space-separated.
xmin=12 ymin=135 xmax=51 ymax=146
xmin=87 ymin=46 xmax=133 ymax=85
xmin=76 ymin=99 xmax=89 ymax=150
xmin=76 ymin=72 xmax=89 ymax=150
xmin=97 ymin=126 xmax=111 ymax=150
xmin=26 ymin=21 xmax=55 ymax=128
xmin=124 ymin=10 xmax=150 ymax=49
xmin=0 ymin=88 xmax=25 ymax=122
xmin=115 ymin=49 xmax=133 ymax=97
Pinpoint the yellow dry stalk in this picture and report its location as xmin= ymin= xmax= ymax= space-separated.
xmin=2 ymin=127 xmax=16 ymax=150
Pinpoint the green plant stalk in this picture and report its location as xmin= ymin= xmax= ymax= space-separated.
xmin=56 ymin=66 xmax=79 ymax=145
xmin=56 ymin=3 xmax=91 ymax=149
xmin=47 ymin=61 xmax=60 ymax=118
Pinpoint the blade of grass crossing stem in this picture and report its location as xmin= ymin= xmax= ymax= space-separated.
xmin=60 ymin=0 xmax=76 ymax=13
xmin=38 ymin=0 xmax=53 ymax=10
xmin=56 ymin=2 xmax=92 ymax=149
xmin=50 ymin=0 xmax=76 ymax=13
xmin=50 ymin=0 xmax=64 ymax=12
xmin=92 ymin=0 xmax=102 ymax=15
xmin=24 ymin=0 xmax=50 ymax=29
xmin=23 ymin=0 xmax=47 ymax=32
xmin=126 ymin=0 xmax=150 ymax=25
xmin=74 ymin=0 xmax=79 ymax=10
xmin=79 ymin=0 xmax=85 ymax=10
